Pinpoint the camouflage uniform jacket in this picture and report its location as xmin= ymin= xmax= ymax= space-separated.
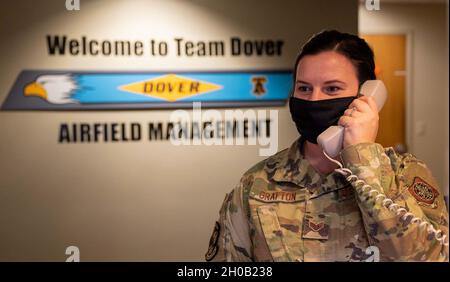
xmin=205 ymin=139 xmax=449 ymax=262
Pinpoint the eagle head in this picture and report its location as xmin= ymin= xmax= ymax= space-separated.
xmin=24 ymin=74 xmax=79 ymax=104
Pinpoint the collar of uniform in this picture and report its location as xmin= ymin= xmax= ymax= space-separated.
xmin=264 ymin=138 xmax=349 ymax=197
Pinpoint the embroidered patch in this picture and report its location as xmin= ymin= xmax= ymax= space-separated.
xmin=408 ymin=177 xmax=439 ymax=208
xmin=308 ymin=221 xmax=324 ymax=232
xmin=205 ymin=221 xmax=221 ymax=261
xmin=250 ymin=191 xmax=304 ymax=203
xmin=302 ymin=214 xmax=330 ymax=240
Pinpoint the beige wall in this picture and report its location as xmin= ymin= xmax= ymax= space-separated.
xmin=0 ymin=0 xmax=357 ymax=261
xmin=359 ymin=2 xmax=449 ymax=197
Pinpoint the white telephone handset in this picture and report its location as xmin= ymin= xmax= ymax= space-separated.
xmin=317 ymin=80 xmax=388 ymax=158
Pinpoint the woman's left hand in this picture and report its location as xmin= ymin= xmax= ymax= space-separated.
xmin=338 ymin=96 xmax=379 ymax=148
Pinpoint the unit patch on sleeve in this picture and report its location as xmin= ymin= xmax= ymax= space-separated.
xmin=408 ymin=177 xmax=439 ymax=208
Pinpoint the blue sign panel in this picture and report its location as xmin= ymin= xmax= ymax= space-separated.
xmin=1 ymin=70 xmax=292 ymax=110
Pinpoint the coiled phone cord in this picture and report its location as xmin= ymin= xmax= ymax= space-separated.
xmin=323 ymin=150 xmax=449 ymax=247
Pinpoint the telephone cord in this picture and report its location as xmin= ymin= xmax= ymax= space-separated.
xmin=322 ymin=150 xmax=448 ymax=247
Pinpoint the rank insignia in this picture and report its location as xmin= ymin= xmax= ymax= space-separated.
xmin=309 ymin=221 xmax=324 ymax=232
xmin=302 ymin=214 xmax=330 ymax=240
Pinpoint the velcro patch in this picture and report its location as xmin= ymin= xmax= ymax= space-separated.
xmin=250 ymin=191 xmax=304 ymax=203
xmin=408 ymin=177 xmax=439 ymax=208
xmin=205 ymin=221 xmax=221 ymax=261
xmin=302 ymin=214 xmax=330 ymax=240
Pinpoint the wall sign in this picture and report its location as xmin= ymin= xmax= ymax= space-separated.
xmin=1 ymin=70 xmax=292 ymax=110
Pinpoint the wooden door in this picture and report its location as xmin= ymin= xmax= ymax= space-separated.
xmin=360 ymin=34 xmax=407 ymax=152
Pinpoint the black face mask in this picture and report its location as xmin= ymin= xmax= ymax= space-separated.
xmin=289 ymin=96 xmax=357 ymax=144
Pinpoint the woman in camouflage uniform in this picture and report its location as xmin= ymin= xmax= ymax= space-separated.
xmin=205 ymin=30 xmax=449 ymax=262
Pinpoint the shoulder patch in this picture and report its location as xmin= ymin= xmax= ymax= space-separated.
xmin=205 ymin=221 xmax=221 ymax=261
xmin=408 ymin=177 xmax=439 ymax=208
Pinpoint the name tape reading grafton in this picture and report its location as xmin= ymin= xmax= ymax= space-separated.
xmin=1 ymin=71 xmax=291 ymax=110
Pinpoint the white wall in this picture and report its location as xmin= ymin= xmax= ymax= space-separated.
xmin=359 ymin=2 xmax=449 ymax=197
xmin=0 ymin=0 xmax=357 ymax=261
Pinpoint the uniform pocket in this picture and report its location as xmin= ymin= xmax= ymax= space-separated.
xmin=256 ymin=205 xmax=291 ymax=262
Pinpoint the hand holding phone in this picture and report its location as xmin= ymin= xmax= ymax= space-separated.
xmin=317 ymin=80 xmax=388 ymax=158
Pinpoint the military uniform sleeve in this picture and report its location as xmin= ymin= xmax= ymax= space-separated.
xmin=205 ymin=178 xmax=253 ymax=262
xmin=340 ymin=142 xmax=449 ymax=262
